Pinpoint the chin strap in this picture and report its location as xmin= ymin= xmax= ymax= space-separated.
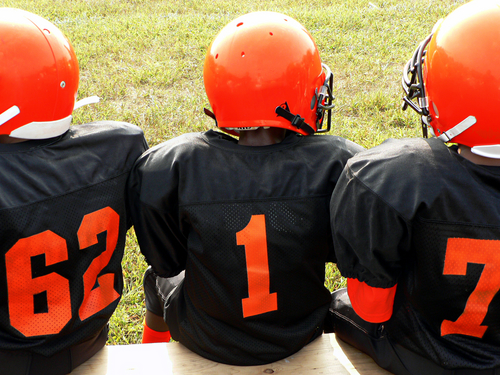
xmin=74 ymin=95 xmax=100 ymax=110
xmin=204 ymin=107 xmax=216 ymax=121
xmin=435 ymin=116 xmax=476 ymax=142
xmin=275 ymin=102 xmax=315 ymax=135
xmin=204 ymin=102 xmax=316 ymax=135
xmin=0 ymin=106 xmax=20 ymax=127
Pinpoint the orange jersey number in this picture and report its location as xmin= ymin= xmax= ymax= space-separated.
xmin=237 ymin=214 xmax=278 ymax=318
xmin=441 ymin=238 xmax=500 ymax=338
xmin=5 ymin=207 xmax=120 ymax=337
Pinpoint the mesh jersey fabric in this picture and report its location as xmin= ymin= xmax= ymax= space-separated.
xmin=128 ymin=129 xmax=363 ymax=365
xmin=0 ymin=122 xmax=147 ymax=363
xmin=331 ymin=137 xmax=500 ymax=371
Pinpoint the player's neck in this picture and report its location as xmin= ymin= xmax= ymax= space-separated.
xmin=457 ymin=145 xmax=500 ymax=166
xmin=238 ymin=127 xmax=287 ymax=146
xmin=0 ymin=135 xmax=28 ymax=144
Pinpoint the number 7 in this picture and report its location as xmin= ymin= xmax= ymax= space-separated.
xmin=441 ymin=238 xmax=500 ymax=338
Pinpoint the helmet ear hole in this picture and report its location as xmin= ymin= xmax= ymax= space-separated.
xmin=432 ymin=102 xmax=439 ymax=118
xmin=310 ymin=93 xmax=317 ymax=110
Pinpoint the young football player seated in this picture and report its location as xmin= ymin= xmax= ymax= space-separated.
xmin=0 ymin=8 xmax=147 ymax=375
xmin=328 ymin=1 xmax=500 ymax=374
xmin=127 ymin=11 xmax=363 ymax=365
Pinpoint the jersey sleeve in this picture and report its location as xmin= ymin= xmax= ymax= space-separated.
xmin=324 ymin=137 xmax=366 ymax=263
xmin=330 ymin=162 xmax=411 ymax=289
xmin=127 ymin=146 xmax=187 ymax=277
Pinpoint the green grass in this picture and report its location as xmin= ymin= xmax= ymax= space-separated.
xmin=5 ymin=0 xmax=467 ymax=344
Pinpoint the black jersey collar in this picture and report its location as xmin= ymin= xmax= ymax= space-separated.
xmin=202 ymin=129 xmax=303 ymax=153
xmin=0 ymin=133 xmax=65 ymax=154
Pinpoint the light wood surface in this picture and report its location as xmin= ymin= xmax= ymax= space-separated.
xmin=70 ymin=333 xmax=392 ymax=374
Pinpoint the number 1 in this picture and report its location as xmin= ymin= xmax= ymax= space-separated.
xmin=237 ymin=215 xmax=278 ymax=318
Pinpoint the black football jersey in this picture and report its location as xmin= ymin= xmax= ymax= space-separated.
xmin=331 ymin=137 xmax=500 ymax=371
xmin=0 ymin=122 xmax=147 ymax=358
xmin=128 ymin=129 xmax=363 ymax=365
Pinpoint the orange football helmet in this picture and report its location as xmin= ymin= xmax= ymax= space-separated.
xmin=402 ymin=0 xmax=500 ymax=158
xmin=0 ymin=8 xmax=96 ymax=140
xmin=203 ymin=11 xmax=334 ymax=136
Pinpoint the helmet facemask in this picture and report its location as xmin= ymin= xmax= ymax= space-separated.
xmin=401 ymin=33 xmax=433 ymax=138
xmin=274 ymin=63 xmax=335 ymax=135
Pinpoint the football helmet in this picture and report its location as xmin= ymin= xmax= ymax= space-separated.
xmin=203 ymin=11 xmax=334 ymax=136
xmin=402 ymin=0 xmax=500 ymax=158
xmin=0 ymin=8 xmax=98 ymax=140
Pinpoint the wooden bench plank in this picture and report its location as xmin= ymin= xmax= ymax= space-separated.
xmin=70 ymin=333 xmax=391 ymax=374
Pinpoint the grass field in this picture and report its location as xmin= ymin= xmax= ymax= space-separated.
xmin=5 ymin=0 xmax=467 ymax=345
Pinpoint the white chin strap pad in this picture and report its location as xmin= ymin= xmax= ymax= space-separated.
xmin=471 ymin=145 xmax=500 ymax=159
xmin=10 ymin=115 xmax=73 ymax=139
xmin=1 ymin=95 xmax=100 ymax=140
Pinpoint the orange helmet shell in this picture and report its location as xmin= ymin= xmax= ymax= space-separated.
xmin=0 ymin=8 xmax=79 ymax=139
xmin=424 ymin=0 xmax=500 ymax=149
xmin=204 ymin=12 xmax=326 ymax=136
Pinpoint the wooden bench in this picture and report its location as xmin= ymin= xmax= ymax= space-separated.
xmin=70 ymin=333 xmax=391 ymax=374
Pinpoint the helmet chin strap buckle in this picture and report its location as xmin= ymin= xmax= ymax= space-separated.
xmin=275 ymin=102 xmax=314 ymax=135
